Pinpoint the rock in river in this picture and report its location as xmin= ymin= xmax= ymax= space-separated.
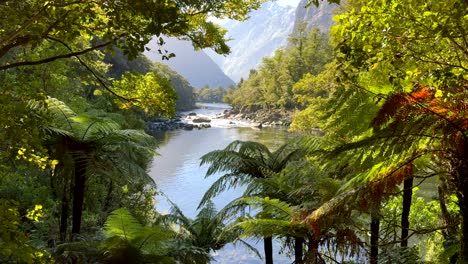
xmin=192 ymin=117 xmax=211 ymax=123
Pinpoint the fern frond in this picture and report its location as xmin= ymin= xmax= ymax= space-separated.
xmin=198 ymin=173 xmax=253 ymax=208
xmin=234 ymin=218 xmax=301 ymax=238
xmin=238 ymin=196 xmax=295 ymax=219
xmin=104 ymin=208 xmax=144 ymax=241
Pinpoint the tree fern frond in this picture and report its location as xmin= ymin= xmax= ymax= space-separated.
xmin=232 ymin=239 xmax=262 ymax=259
xmin=238 ymin=196 xmax=295 ymax=219
xmin=305 ymin=159 xmax=416 ymax=230
xmin=198 ymin=173 xmax=253 ymax=208
xmin=159 ymin=199 xmax=195 ymax=235
xmin=234 ymin=218 xmax=301 ymax=238
xmin=43 ymin=126 xmax=74 ymax=138
xmin=46 ymin=97 xmax=77 ymax=130
xmin=104 ymin=208 xmax=144 ymax=241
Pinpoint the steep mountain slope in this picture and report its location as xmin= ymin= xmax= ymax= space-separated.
xmin=206 ymin=2 xmax=296 ymax=82
xmin=144 ymin=37 xmax=235 ymax=89
xmin=293 ymin=0 xmax=337 ymax=32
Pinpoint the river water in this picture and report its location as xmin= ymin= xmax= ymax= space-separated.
xmin=149 ymin=103 xmax=295 ymax=263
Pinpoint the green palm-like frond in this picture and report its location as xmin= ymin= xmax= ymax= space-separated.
xmin=46 ymin=97 xmax=77 ymax=130
xmin=229 ymin=196 xmax=309 ymax=239
xmin=201 ymin=150 xmax=265 ymax=178
xmin=102 ymin=208 xmax=176 ymax=263
xmin=200 ymin=141 xmax=306 ymax=208
xmin=235 ymin=218 xmax=299 ymax=238
xmin=104 ymin=208 xmax=145 ymax=241
xmin=305 ymin=158 xmax=416 ymax=230
xmin=198 ymin=173 xmax=253 ymax=208
xmin=237 ymin=196 xmax=295 ymax=219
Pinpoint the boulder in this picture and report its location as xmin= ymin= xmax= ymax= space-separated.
xmin=183 ymin=124 xmax=194 ymax=130
xmin=192 ymin=117 xmax=211 ymax=123
xmin=250 ymin=122 xmax=263 ymax=128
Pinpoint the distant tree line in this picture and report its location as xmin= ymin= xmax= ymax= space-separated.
xmin=224 ymin=26 xmax=334 ymax=110
xmin=196 ymin=86 xmax=232 ymax=103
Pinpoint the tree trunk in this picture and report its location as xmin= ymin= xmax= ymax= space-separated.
xmin=100 ymin=180 xmax=114 ymax=225
xmin=459 ymin=168 xmax=468 ymax=263
xmin=264 ymin=236 xmax=273 ymax=264
xmin=294 ymin=236 xmax=304 ymax=264
xmin=401 ymin=177 xmax=413 ymax=247
xmin=306 ymin=237 xmax=320 ymax=264
xmin=370 ymin=209 xmax=380 ymax=264
xmin=59 ymin=183 xmax=69 ymax=241
xmin=71 ymin=159 xmax=87 ymax=237
xmin=455 ymin=147 xmax=468 ymax=263
xmin=438 ymin=181 xmax=457 ymax=239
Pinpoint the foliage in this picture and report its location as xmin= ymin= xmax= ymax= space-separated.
xmin=292 ymin=0 xmax=468 ymax=262
xmin=104 ymin=48 xmax=196 ymax=112
xmin=199 ymin=140 xmax=306 ymax=207
xmin=102 ymin=208 xmax=175 ymax=263
xmin=32 ymin=97 xmax=158 ymax=238
xmin=225 ymin=28 xmax=333 ymax=110
xmin=196 ymin=86 xmax=228 ymax=103
xmin=159 ymin=200 xmax=255 ymax=263
xmin=0 ymin=199 xmax=52 ymax=264
xmin=111 ymin=72 xmax=177 ymax=116
xmin=0 ymin=0 xmax=266 ymax=70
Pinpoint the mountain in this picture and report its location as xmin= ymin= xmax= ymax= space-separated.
xmin=205 ymin=2 xmax=296 ymax=82
xmin=144 ymin=37 xmax=235 ymax=89
xmin=293 ymin=0 xmax=337 ymax=33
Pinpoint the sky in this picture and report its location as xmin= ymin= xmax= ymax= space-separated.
xmin=276 ymin=0 xmax=302 ymax=7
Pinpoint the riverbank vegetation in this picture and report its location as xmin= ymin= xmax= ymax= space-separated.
xmin=196 ymin=86 xmax=230 ymax=104
xmin=213 ymin=0 xmax=468 ymax=263
xmin=1 ymin=0 xmax=467 ymax=263
xmin=0 ymin=0 xmax=267 ymax=262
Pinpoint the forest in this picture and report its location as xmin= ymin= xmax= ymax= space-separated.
xmin=0 ymin=0 xmax=467 ymax=264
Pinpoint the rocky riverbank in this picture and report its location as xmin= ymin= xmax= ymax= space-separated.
xmin=216 ymin=107 xmax=293 ymax=128
xmin=145 ymin=105 xmax=294 ymax=134
xmin=146 ymin=114 xmax=212 ymax=134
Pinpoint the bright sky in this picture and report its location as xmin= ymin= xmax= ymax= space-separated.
xmin=276 ymin=0 xmax=302 ymax=7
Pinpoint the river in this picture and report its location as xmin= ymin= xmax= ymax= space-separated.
xmin=149 ymin=103 xmax=296 ymax=263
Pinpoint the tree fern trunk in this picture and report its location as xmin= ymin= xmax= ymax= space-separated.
xmin=264 ymin=236 xmax=273 ymax=264
xmin=103 ymin=180 xmax=113 ymax=213
xmin=401 ymin=177 xmax=413 ymax=247
xmin=306 ymin=237 xmax=319 ymax=263
xmin=370 ymin=208 xmax=380 ymax=264
xmin=459 ymin=159 xmax=468 ymax=264
xmin=294 ymin=236 xmax=304 ymax=264
xmin=438 ymin=183 xmax=456 ymax=239
xmin=460 ymin=193 xmax=468 ymax=264
xmin=71 ymin=159 xmax=86 ymax=237
xmin=59 ymin=183 xmax=69 ymax=241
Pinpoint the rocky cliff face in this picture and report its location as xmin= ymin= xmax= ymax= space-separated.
xmin=144 ymin=37 xmax=235 ymax=89
xmin=145 ymin=2 xmax=337 ymax=87
xmin=293 ymin=0 xmax=338 ymax=33
xmin=206 ymin=2 xmax=295 ymax=82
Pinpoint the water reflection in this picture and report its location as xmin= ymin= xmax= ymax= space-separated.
xmin=149 ymin=104 xmax=296 ymax=263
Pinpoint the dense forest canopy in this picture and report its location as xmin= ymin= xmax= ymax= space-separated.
xmin=224 ymin=27 xmax=334 ymax=110
xmin=196 ymin=86 xmax=230 ymax=103
xmin=1 ymin=0 xmax=467 ymax=263
xmin=0 ymin=0 xmax=269 ymax=262
xmin=219 ymin=0 xmax=467 ymax=263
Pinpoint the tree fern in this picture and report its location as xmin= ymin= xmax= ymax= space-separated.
xmin=104 ymin=208 xmax=145 ymax=241
xmin=102 ymin=208 xmax=175 ymax=262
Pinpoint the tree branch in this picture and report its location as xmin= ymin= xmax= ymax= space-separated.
xmin=45 ymin=37 xmax=133 ymax=102
xmin=0 ymin=41 xmax=111 ymax=71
